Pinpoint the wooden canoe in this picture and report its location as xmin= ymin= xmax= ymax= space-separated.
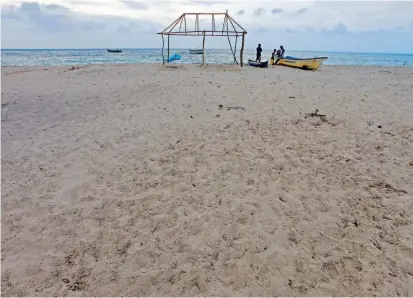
xmin=107 ymin=49 xmax=122 ymax=53
xmin=189 ymin=49 xmax=203 ymax=54
xmin=248 ymin=59 xmax=269 ymax=68
xmin=276 ymin=56 xmax=328 ymax=70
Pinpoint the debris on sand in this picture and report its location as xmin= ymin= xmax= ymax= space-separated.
xmin=227 ymin=106 xmax=245 ymax=111
xmin=64 ymin=64 xmax=90 ymax=72
xmin=218 ymin=104 xmax=245 ymax=111
xmin=305 ymin=109 xmax=327 ymax=122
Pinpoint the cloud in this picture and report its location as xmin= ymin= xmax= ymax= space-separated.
xmin=67 ymin=0 xmax=100 ymax=5
xmin=2 ymin=2 xmax=75 ymax=32
xmin=237 ymin=10 xmax=245 ymax=16
xmin=45 ymin=4 xmax=71 ymax=12
xmin=284 ymin=28 xmax=298 ymax=34
xmin=331 ymin=23 xmax=347 ymax=34
xmin=184 ymin=0 xmax=228 ymax=5
xmin=1 ymin=1 xmax=164 ymax=48
xmin=120 ymin=0 xmax=147 ymax=10
xmin=296 ymin=8 xmax=308 ymax=15
xmin=271 ymin=8 xmax=283 ymax=14
xmin=2 ymin=2 xmax=162 ymax=31
xmin=247 ymin=25 xmax=413 ymax=54
xmin=255 ymin=27 xmax=271 ymax=34
xmin=20 ymin=2 xmax=41 ymax=13
xmin=253 ymin=8 xmax=265 ymax=17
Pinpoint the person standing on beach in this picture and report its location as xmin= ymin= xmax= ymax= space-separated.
xmin=271 ymin=49 xmax=276 ymax=64
xmin=256 ymin=44 xmax=263 ymax=62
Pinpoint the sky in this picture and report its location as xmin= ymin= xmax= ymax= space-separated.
xmin=1 ymin=0 xmax=413 ymax=53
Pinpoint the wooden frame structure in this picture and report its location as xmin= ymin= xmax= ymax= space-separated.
xmin=157 ymin=11 xmax=247 ymax=66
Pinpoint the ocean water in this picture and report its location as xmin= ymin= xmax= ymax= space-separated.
xmin=1 ymin=48 xmax=412 ymax=67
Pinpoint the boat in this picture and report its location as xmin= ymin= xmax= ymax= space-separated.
xmin=189 ymin=49 xmax=203 ymax=54
xmin=248 ymin=59 xmax=268 ymax=68
xmin=276 ymin=56 xmax=328 ymax=70
xmin=107 ymin=49 xmax=122 ymax=53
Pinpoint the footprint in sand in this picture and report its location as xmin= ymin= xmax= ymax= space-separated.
xmin=56 ymin=178 xmax=91 ymax=205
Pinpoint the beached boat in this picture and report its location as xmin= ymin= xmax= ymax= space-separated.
xmin=189 ymin=49 xmax=203 ymax=54
xmin=248 ymin=59 xmax=268 ymax=68
xmin=107 ymin=49 xmax=122 ymax=53
xmin=276 ymin=56 xmax=328 ymax=70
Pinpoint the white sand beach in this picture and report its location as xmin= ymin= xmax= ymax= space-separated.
xmin=1 ymin=64 xmax=413 ymax=296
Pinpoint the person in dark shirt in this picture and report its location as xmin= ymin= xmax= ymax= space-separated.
xmin=275 ymin=45 xmax=285 ymax=65
xmin=256 ymin=44 xmax=263 ymax=62
xmin=279 ymin=45 xmax=285 ymax=56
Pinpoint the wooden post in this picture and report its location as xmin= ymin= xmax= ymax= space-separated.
xmin=240 ymin=32 xmax=245 ymax=67
xmin=161 ymin=34 xmax=165 ymax=65
xmin=167 ymin=35 xmax=170 ymax=63
xmin=202 ymin=30 xmax=206 ymax=65
xmin=184 ymin=14 xmax=187 ymax=33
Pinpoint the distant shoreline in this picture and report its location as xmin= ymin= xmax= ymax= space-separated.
xmin=2 ymin=64 xmax=411 ymax=70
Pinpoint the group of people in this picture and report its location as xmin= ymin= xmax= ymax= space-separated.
xmin=255 ymin=44 xmax=285 ymax=65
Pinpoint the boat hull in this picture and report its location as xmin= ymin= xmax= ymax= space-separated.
xmin=189 ymin=49 xmax=203 ymax=54
xmin=107 ymin=49 xmax=122 ymax=53
xmin=248 ymin=59 xmax=268 ymax=68
xmin=276 ymin=56 xmax=328 ymax=70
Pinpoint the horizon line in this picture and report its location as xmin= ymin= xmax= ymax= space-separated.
xmin=2 ymin=48 xmax=412 ymax=55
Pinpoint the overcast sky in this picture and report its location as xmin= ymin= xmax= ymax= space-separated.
xmin=1 ymin=0 xmax=413 ymax=53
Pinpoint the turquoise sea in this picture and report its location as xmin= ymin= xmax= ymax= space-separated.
xmin=1 ymin=49 xmax=412 ymax=67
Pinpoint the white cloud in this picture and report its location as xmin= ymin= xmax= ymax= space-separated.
xmin=253 ymin=8 xmax=265 ymax=17
xmin=120 ymin=0 xmax=148 ymax=10
xmin=296 ymin=7 xmax=307 ymax=14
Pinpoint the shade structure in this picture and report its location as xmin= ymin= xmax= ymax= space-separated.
xmin=157 ymin=11 xmax=247 ymax=66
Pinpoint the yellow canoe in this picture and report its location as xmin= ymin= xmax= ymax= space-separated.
xmin=274 ymin=56 xmax=328 ymax=70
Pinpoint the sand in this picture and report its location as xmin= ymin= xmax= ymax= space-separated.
xmin=1 ymin=63 xmax=413 ymax=296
